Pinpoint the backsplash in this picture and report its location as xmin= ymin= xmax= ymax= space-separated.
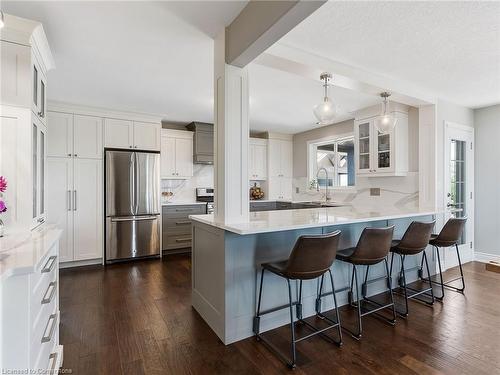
xmin=161 ymin=164 xmax=213 ymax=203
xmin=292 ymin=172 xmax=419 ymax=210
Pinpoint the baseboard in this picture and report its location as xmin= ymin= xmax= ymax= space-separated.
xmin=474 ymin=251 xmax=500 ymax=264
xmin=59 ymin=258 xmax=103 ymax=269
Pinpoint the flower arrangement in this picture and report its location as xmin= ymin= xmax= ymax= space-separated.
xmin=0 ymin=176 xmax=7 ymax=237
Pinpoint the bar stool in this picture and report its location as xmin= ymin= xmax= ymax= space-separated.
xmin=253 ymin=231 xmax=342 ymax=368
xmin=389 ymin=220 xmax=436 ymax=317
xmin=418 ymin=217 xmax=468 ymax=300
xmin=330 ymin=226 xmax=396 ymax=340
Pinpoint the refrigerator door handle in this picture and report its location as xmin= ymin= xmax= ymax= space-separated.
xmin=130 ymin=153 xmax=135 ymax=215
xmin=111 ymin=216 xmax=158 ymax=222
xmin=134 ymin=152 xmax=139 ymax=215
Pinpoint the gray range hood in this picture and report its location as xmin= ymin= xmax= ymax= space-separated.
xmin=186 ymin=122 xmax=213 ymax=164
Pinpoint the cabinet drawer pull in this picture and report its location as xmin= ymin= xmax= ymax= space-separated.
xmin=175 ymin=238 xmax=191 ymax=243
xmin=175 ymin=221 xmax=191 ymax=225
xmin=41 ymin=255 xmax=57 ymax=273
xmin=67 ymin=190 xmax=72 ymax=211
xmin=175 ymin=209 xmax=194 ymax=212
xmin=41 ymin=314 xmax=57 ymax=343
xmin=42 ymin=281 xmax=57 ymax=305
xmin=49 ymin=352 xmax=58 ymax=372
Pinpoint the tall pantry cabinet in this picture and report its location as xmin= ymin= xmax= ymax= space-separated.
xmin=47 ymin=111 xmax=103 ymax=263
xmin=0 ymin=14 xmax=55 ymax=230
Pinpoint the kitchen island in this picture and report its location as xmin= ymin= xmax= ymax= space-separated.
xmin=190 ymin=206 xmax=437 ymax=344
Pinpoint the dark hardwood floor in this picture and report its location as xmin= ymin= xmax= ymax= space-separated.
xmin=60 ymin=256 xmax=500 ymax=374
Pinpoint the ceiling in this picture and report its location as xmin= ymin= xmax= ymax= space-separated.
xmin=279 ymin=1 xmax=500 ymax=109
xmin=2 ymin=1 xmax=498 ymax=135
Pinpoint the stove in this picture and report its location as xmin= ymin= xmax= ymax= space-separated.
xmin=196 ymin=188 xmax=214 ymax=214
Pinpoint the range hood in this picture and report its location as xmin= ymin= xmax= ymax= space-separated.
xmin=186 ymin=122 xmax=213 ymax=164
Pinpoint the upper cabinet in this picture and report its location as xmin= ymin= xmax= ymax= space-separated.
xmin=48 ymin=112 xmax=103 ymax=159
xmin=249 ymin=138 xmax=267 ymax=180
xmin=186 ymin=122 xmax=213 ymax=164
xmin=267 ymin=136 xmax=293 ymax=200
xmin=0 ymin=14 xmax=54 ymax=230
xmin=104 ymin=118 xmax=160 ymax=151
xmin=160 ymin=129 xmax=194 ymax=179
xmin=354 ymin=108 xmax=409 ymax=177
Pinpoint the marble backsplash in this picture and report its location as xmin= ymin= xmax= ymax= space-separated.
xmin=293 ymin=172 xmax=419 ymax=210
xmin=161 ymin=164 xmax=214 ymax=203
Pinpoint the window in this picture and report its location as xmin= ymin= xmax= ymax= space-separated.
xmin=308 ymin=136 xmax=355 ymax=188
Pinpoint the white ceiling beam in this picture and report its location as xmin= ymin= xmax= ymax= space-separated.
xmin=225 ymin=0 xmax=326 ymax=68
xmin=255 ymin=43 xmax=437 ymax=107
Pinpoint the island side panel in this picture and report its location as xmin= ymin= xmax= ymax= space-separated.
xmin=191 ymin=221 xmax=226 ymax=341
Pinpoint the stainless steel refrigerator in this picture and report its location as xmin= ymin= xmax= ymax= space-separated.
xmin=105 ymin=150 xmax=160 ymax=263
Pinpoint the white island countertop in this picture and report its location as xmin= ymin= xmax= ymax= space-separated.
xmin=0 ymin=225 xmax=62 ymax=280
xmin=190 ymin=206 xmax=438 ymax=235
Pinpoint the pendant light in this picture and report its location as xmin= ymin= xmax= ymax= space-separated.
xmin=0 ymin=12 xmax=5 ymax=29
xmin=313 ymin=72 xmax=337 ymax=125
xmin=374 ymin=92 xmax=397 ymax=133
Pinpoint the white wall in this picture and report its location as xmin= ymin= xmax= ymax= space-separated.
xmin=474 ymin=104 xmax=500 ymax=257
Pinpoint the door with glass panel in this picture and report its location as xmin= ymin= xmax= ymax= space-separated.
xmin=376 ymin=127 xmax=394 ymax=173
xmin=357 ymin=121 xmax=371 ymax=174
xmin=443 ymin=123 xmax=474 ymax=270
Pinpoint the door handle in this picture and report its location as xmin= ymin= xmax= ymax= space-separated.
xmin=41 ymin=255 xmax=57 ymax=273
xmin=41 ymin=314 xmax=57 ymax=343
xmin=67 ymin=190 xmax=72 ymax=211
xmin=111 ymin=216 xmax=158 ymax=222
xmin=73 ymin=190 xmax=77 ymax=211
xmin=41 ymin=281 xmax=57 ymax=305
xmin=175 ymin=221 xmax=191 ymax=225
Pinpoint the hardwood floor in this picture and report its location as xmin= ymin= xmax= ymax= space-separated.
xmin=60 ymin=256 xmax=500 ymax=374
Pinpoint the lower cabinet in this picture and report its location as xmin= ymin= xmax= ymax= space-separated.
xmin=47 ymin=157 xmax=103 ymax=263
xmin=162 ymin=204 xmax=206 ymax=252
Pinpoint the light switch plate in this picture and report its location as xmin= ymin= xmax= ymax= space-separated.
xmin=370 ymin=188 xmax=381 ymax=196
xmin=296 ymin=187 xmax=300 ymax=194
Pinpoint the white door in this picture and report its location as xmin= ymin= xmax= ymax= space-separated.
xmin=281 ymin=177 xmax=293 ymax=200
xmin=175 ymin=138 xmax=193 ymax=178
xmin=268 ymin=139 xmax=282 ymax=177
xmin=160 ymin=136 xmax=176 ymax=178
xmin=47 ymin=158 xmax=74 ymax=262
xmin=374 ymin=125 xmax=394 ymax=173
xmin=73 ymin=158 xmax=103 ymax=260
xmin=443 ymin=122 xmax=474 ymax=269
xmin=133 ymin=122 xmax=160 ymax=151
xmin=254 ymin=144 xmax=267 ymax=180
xmin=47 ymin=112 xmax=73 ymax=158
xmin=248 ymin=143 xmax=256 ymax=180
xmin=74 ymin=115 xmax=103 ymax=159
xmin=268 ymin=176 xmax=281 ymax=200
xmin=356 ymin=121 xmax=372 ymax=174
xmin=104 ymin=118 xmax=133 ymax=149
xmin=280 ymin=140 xmax=293 ymax=177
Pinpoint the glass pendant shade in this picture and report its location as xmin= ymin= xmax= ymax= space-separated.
xmin=313 ymin=72 xmax=337 ymax=125
xmin=313 ymin=97 xmax=337 ymax=125
xmin=375 ymin=92 xmax=397 ymax=133
xmin=0 ymin=12 xmax=4 ymax=29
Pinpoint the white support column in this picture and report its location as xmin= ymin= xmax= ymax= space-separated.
xmin=213 ymin=32 xmax=249 ymax=224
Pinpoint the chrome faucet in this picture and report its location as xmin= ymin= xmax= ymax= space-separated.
xmin=316 ymin=167 xmax=331 ymax=202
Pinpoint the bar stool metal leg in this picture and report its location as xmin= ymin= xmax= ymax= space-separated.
xmin=286 ymin=279 xmax=297 ymax=368
xmin=327 ymin=269 xmax=343 ymax=346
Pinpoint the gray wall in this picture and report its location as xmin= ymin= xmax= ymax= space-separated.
xmin=474 ymin=104 xmax=500 ymax=257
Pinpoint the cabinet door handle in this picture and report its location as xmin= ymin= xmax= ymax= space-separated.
xmin=175 ymin=238 xmax=191 ymax=243
xmin=41 ymin=255 xmax=57 ymax=273
xmin=67 ymin=153 xmax=71 ymax=157
xmin=74 ymin=154 xmax=78 ymax=157
xmin=67 ymin=190 xmax=72 ymax=211
xmin=41 ymin=314 xmax=57 ymax=343
xmin=73 ymin=190 xmax=77 ymax=211
xmin=42 ymin=281 xmax=57 ymax=305
xmin=49 ymin=353 xmax=58 ymax=372
xmin=175 ymin=221 xmax=191 ymax=225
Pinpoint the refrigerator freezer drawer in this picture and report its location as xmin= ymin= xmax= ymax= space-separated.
xmin=106 ymin=216 xmax=160 ymax=262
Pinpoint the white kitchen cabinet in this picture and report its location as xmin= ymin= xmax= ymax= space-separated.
xmin=0 ymin=41 xmax=31 ymax=108
xmin=73 ymin=159 xmax=103 ymax=260
xmin=47 ymin=157 xmax=103 ymax=263
xmin=32 ymin=54 xmax=47 ymax=124
xmin=354 ymin=112 xmax=408 ymax=177
xmin=32 ymin=116 xmax=47 ymax=229
xmin=104 ymin=118 xmax=134 ymax=149
xmin=48 ymin=112 xmax=103 ymax=159
xmin=133 ymin=121 xmax=161 ymax=151
xmin=160 ymin=129 xmax=193 ymax=179
xmin=47 ymin=158 xmax=73 ymax=262
xmin=104 ymin=118 xmax=160 ymax=151
xmin=249 ymin=138 xmax=267 ymax=180
xmin=267 ymin=137 xmax=293 ymax=200
xmin=73 ymin=115 xmax=103 ymax=158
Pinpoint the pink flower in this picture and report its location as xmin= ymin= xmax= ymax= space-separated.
xmin=0 ymin=200 xmax=6 ymax=213
xmin=0 ymin=176 xmax=6 ymax=193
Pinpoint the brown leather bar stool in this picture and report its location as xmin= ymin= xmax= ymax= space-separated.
xmin=419 ymin=217 xmax=467 ymax=300
xmin=330 ymin=226 xmax=395 ymax=340
xmin=253 ymin=231 xmax=342 ymax=368
xmin=389 ymin=220 xmax=436 ymax=317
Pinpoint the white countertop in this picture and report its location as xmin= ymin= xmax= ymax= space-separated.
xmin=162 ymin=201 xmax=207 ymax=206
xmin=190 ymin=206 xmax=437 ymax=235
xmin=0 ymin=225 xmax=62 ymax=279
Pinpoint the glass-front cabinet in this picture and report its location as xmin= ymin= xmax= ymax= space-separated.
xmin=31 ymin=115 xmax=47 ymax=228
xmin=354 ymin=111 xmax=408 ymax=177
